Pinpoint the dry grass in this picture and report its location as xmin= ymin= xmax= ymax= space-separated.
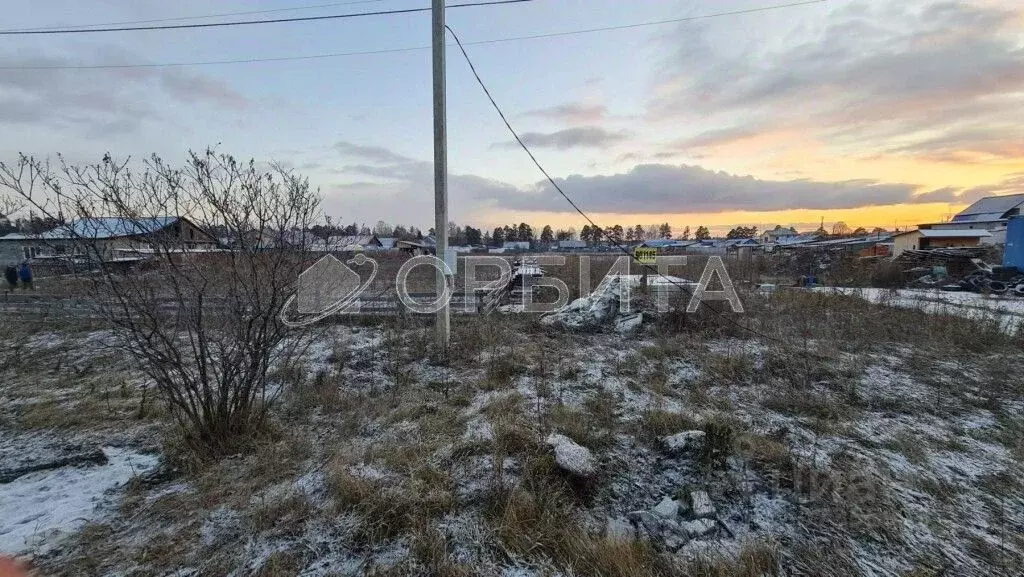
xmin=484 ymin=453 xmax=680 ymax=577
xmin=328 ymin=458 xmax=456 ymax=543
xmin=250 ymin=493 xmax=314 ymax=536
xmin=636 ymin=408 xmax=701 ymax=442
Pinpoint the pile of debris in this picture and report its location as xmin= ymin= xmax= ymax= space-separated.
xmin=905 ymin=257 xmax=1024 ymax=296
xmin=602 ymin=429 xmax=727 ymax=551
xmin=540 ymin=274 xmax=691 ymax=333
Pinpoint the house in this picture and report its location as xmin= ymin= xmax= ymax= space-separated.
xmin=761 ymin=226 xmax=799 ymax=244
xmin=638 ymin=239 xmax=695 ymax=249
xmin=891 ymin=229 xmax=991 ymax=257
xmin=396 ymin=239 xmax=434 ymax=256
xmin=556 ymin=239 xmax=587 ymax=250
xmin=0 ymin=216 xmax=216 ymax=263
xmin=377 ymin=237 xmax=397 ymax=250
xmin=920 ymin=193 xmax=1024 ymax=245
xmin=323 ymin=234 xmax=382 ymax=252
xmin=502 ymin=241 xmax=531 ymax=251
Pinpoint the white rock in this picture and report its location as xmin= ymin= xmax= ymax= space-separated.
xmin=628 ymin=510 xmax=660 ymax=535
xmin=679 ymin=518 xmax=717 ymax=538
xmin=615 ymin=312 xmax=643 ymax=334
xmin=566 ymin=297 xmax=589 ymax=311
xmin=652 ymin=496 xmax=680 ymax=519
xmin=662 ymin=430 xmax=706 ymax=454
xmin=545 ymin=433 xmax=596 ymax=478
xmin=690 ymin=490 xmax=716 ymax=518
xmin=605 ymin=517 xmax=635 ymax=541
xmin=664 ymin=532 xmax=687 ymax=551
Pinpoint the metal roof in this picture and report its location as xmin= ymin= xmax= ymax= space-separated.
xmin=918 ymin=229 xmax=991 ymax=238
xmin=1 ymin=217 xmax=181 ymax=241
xmin=953 ymin=193 xmax=1024 ymax=220
xmin=639 ymin=238 xmax=694 ymax=248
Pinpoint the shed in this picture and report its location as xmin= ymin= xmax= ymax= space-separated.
xmin=891 ymin=229 xmax=991 ymax=257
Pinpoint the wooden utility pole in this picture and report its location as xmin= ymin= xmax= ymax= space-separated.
xmin=432 ymin=0 xmax=450 ymax=349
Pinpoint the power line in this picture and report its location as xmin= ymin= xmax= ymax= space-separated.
xmin=4 ymin=0 xmax=390 ymax=32
xmin=0 ymin=46 xmax=429 ymax=70
xmin=0 ymin=0 xmax=828 ymax=70
xmin=456 ymin=0 xmax=826 ymax=46
xmin=0 ymin=0 xmax=534 ymax=36
xmin=445 ymin=22 xmax=790 ymax=345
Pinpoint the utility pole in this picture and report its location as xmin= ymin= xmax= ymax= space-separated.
xmin=432 ymin=0 xmax=451 ymax=349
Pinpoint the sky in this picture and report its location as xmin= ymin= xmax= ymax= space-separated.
xmin=1 ymin=0 xmax=1022 ymax=236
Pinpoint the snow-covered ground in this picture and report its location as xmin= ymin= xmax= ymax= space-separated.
xmin=0 ymin=447 xmax=158 ymax=555
xmin=814 ymin=287 xmax=1024 ymax=333
xmin=1 ymin=305 xmax=1021 ymax=575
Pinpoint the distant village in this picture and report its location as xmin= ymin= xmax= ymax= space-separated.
xmin=0 ymin=192 xmax=1019 ymax=265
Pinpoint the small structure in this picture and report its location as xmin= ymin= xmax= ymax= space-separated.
xmin=0 ymin=216 xmax=215 ymax=263
xmin=891 ymin=229 xmax=991 ymax=257
xmin=761 ymin=225 xmax=799 ymax=244
xmin=377 ymin=237 xmax=397 ymax=250
xmin=638 ymin=238 xmax=695 ymax=251
xmin=396 ymin=240 xmax=434 ymax=256
xmin=556 ymin=239 xmax=587 ymax=250
xmin=323 ymin=234 xmax=382 ymax=252
xmin=502 ymin=241 xmax=531 ymax=252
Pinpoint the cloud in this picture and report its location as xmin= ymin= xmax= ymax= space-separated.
xmin=494 ymin=127 xmax=629 ymax=150
xmin=158 ymin=70 xmax=249 ymax=108
xmin=497 ymin=164 xmax=932 ymax=214
xmin=524 ymin=102 xmax=607 ymax=124
xmin=0 ymin=46 xmax=248 ymax=135
xmin=334 ymin=141 xmax=413 ymax=164
xmin=649 ymin=1 xmax=1024 ymax=162
xmin=955 ymin=173 xmax=1024 ymax=202
xmin=330 ymin=159 xmax=964 ymax=221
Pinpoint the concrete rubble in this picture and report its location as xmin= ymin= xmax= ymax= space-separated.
xmin=545 ymin=433 xmax=596 ymax=478
xmin=652 ymin=496 xmax=680 ymax=518
xmin=690 ymin=490 xmax=716 ymax=518
xmin=620 ymin=488 xmax=720 ymax=551
xmin=540 ymin=274 xmax=691 ymax=332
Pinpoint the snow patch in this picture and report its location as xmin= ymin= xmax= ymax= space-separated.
xmin=0 ymin=447 xmax=158 ymax=555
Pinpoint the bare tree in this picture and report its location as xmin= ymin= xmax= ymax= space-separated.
xmin=0 ymin=150 xmax=321 ymax=455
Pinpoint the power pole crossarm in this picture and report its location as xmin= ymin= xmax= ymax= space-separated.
xmin=432 ymin=0 xmax=450 ymax=349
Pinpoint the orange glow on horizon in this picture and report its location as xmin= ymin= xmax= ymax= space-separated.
xmin=478 ymin=202 xmax=963 ymax=237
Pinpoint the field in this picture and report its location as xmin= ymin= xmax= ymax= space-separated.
xmin=1 ymin=286 xmax=1022 ymax=576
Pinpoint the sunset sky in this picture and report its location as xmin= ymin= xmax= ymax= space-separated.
xmin=2 ymin=0 xmax=1022 ymax=235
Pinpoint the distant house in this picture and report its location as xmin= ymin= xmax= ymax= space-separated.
xmin=396 ymin=239 xmax=434 ymax=256
xmin=502 ymin=241 xmax=531 ymax=251
xmin=0 ymin=216 xmax=215 ymax=263
xmin=638 ymin=239 xmax=694 ymax=249
xmin=377 ymin=237 xmax=397 ymax=250
xmin=323 ymin=234 xmax=382 ymax=251
xmin=556 ymin=239 xmax=587 ymax=250
xmin=891 ymin=229 xmax=991 ymax=257
xmin=279 ymin=229 xmax=321 ymax=250
xmin=920 ymin=193 xmax=1024 ymax=245
xmin=761 ymin=226 xmax=799 ymax=244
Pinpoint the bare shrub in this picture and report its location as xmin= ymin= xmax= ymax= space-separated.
xmin=0 ymin=150 xmax=320 ymax=456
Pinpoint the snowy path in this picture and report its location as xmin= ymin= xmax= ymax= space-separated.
xmin=0 ymin=447 xmax=158 ymax=555
xmin=813 ymin=287 xmax=1024 ymax=333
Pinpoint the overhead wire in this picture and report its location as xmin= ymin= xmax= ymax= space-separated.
xmin=4 ymin=0 xmax=391 ymax=32
xmin=444 ymin=22 xmax=791 ymax=345
xmin=0 ymin=0 xmax=535 ymax=35
xmin=0 ymin=0 xmax=826 ymax=69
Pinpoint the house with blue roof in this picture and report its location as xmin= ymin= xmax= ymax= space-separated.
xmin=0 ymin=216 xmax=216 ymax=264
